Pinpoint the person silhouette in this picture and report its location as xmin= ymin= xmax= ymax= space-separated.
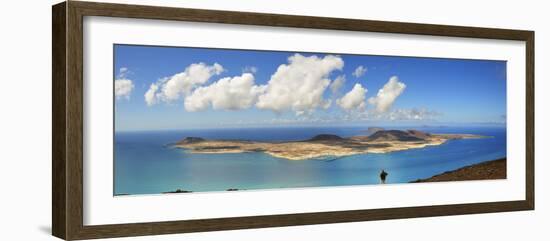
xmin=380 ymin=169 xmax=388 ymax=184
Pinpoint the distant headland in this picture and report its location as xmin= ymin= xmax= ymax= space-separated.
xmin=172 ymin=129 xmax=488 ymax=160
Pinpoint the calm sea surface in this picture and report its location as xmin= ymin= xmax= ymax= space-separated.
xmin=114 ymin=126 xmax=506 ymax=195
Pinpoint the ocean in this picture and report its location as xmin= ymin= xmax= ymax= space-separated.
xmin=114 ymin=126 xmax=506 ymax=195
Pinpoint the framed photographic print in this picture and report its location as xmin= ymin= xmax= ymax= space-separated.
xmin=52 ymin=1 xmax=534 ymax=240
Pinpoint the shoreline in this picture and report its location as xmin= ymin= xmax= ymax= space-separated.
xmin=411 ymin=158 xmax=506 ymax=183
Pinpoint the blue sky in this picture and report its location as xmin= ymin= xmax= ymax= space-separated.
xmin=114 ymin=44 xmax=506 ymax=131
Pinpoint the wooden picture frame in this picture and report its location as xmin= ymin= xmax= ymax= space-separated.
xmin=52 ymin=1 xmax=534 ymax=240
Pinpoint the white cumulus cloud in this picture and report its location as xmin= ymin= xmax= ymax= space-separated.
xmin=184 ymin=73 xmax=266 ymax=112
xmin=368 ymin=76 xmax=406 ymax=113
xmin=256 ymin=54 xmax=344 ymax=115
xmin=144 ymin=83 xmax=159 ymax=106
xmin=330 ymin=75 xmax=346 ymax=94
xmin=114 ymin=79 xmax=134 ymax=100
xmin=144 ymin=63 xmax=224 ymax=106
xmin=337 ymin=83 xmax=367 ymax=111
xmin=352 ymin=65 xmax=367 ymax=78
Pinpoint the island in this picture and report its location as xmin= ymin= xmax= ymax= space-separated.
xmin=172 ymin=130 xmax=487 ymax=160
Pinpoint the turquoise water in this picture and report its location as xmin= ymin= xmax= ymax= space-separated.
xmin=114 ymin=126 xmax=506 ymax=195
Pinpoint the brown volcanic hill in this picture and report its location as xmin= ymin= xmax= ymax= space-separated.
xmin=308 ymin=134 xmax=345 ymax=141
xmin=367 ymin=130 xmax=430 ymax=142
xmin=176 ymin=137 xmax=206 ymax=145
xmin=411 ymin=159 xmax=506 ymax=183
xmin=365 ymin=127 xmax=385 ymax=136
xmin=406 ymin=130 xmax=431 ymax=139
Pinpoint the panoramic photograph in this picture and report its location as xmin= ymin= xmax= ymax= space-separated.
xmin=113 ymin=44 xmax=507 ymax=196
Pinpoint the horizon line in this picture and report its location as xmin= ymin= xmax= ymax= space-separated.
xmin=114 ymin=122 xmax=506 ymax=133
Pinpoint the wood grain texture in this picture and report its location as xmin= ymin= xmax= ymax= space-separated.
xmin=52 ymin=1 xmax=535 ymax=240
xmin=525 ymin=32 xmax=535 ymax=209
xmin=52 ymin=2 xmax=67 ymax=240
xmin=66 ymin=2 xmax=85 ymax=240
xmin=73 ymin=200 xmax=531 ymax=240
